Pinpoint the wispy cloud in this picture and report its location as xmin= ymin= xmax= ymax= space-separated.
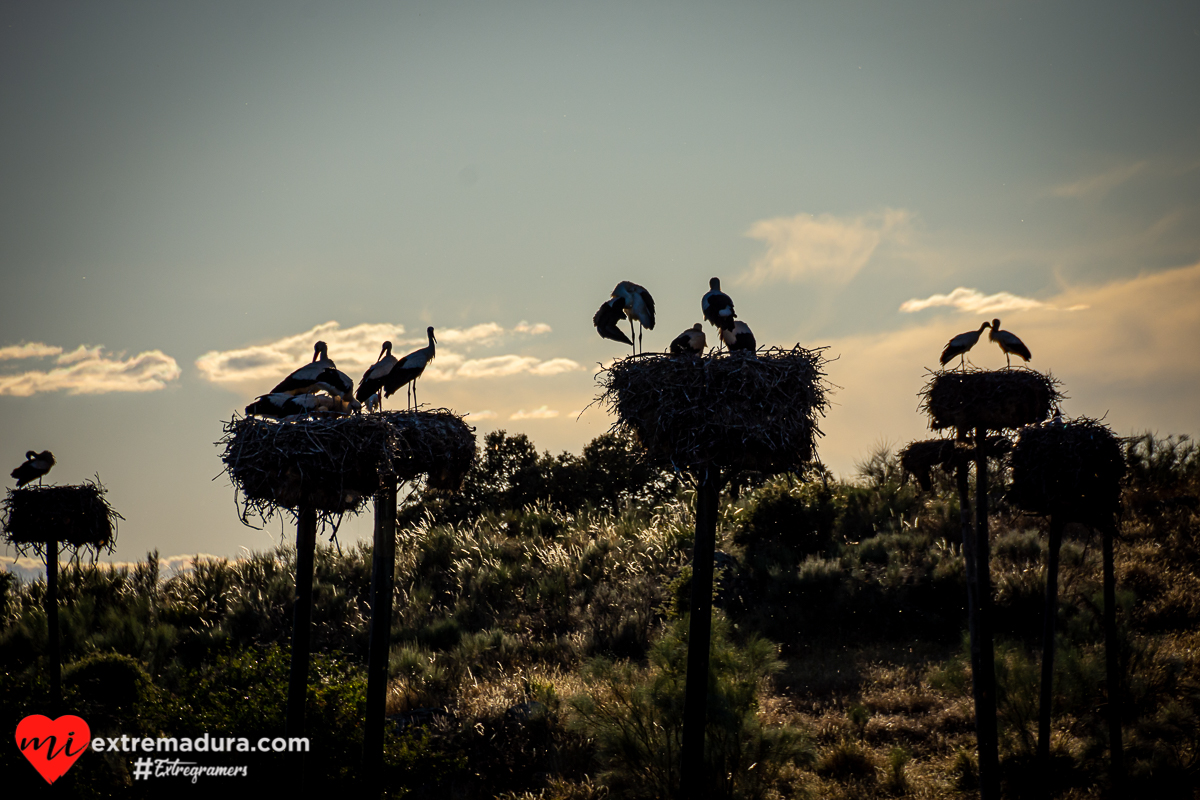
xmin=466 ymin=409 xmax=497 ymax=420
xmin=1050 ymin=161 xmax=1147 ymax=199
xmin=739 ymin=208 xmax=912 ymax=285
xmin=196 ymin=321 xmax=577 ymax=390
xmin=0 ymin=345 xmax=181 ymax=396
xmin=510 ymin=405 xmax=559 ymax=420
xmin=0 ymin=342 xmax=63 ymax=361
xmin=899 ymin=287 xmax=1089 ymax=315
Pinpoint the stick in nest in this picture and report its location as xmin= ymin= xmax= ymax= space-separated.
xmin=2 ymin=479 xmax=122 ymax=556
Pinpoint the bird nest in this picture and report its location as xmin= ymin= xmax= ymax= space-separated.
xmin=595 ymin=346 xmax=831 ymax=474
xmin=2 ymin=481 xmax=121 ymax=555
xmin=921 ymin=367 xmax=1061 ymax=433
xmin=1008 ymin=417 xmax=1125 ymax=525
xmin=899 ymin=436 xmax=1013 ymax=490
xmin=218 ymin=409 xmax=476 ymax=524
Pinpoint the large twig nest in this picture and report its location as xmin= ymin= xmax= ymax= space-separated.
xmin=2 ymin=481 xmax=121 ymax=555
xmin=595 ymin=346 xmax=831 ymax=474
xmin=921 ymin=367 xmax=1061 ymax=433
xmin=1009 ymin=417 xmax=1124 ymax=525
xmin=218 ymin=409 xmax=475 ymax=524
xmin=899 ymin=436 xmax=1013 ymax=490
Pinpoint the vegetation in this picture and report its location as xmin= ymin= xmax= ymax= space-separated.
xmin=2 ymin=430 xmax=1198 ymax=797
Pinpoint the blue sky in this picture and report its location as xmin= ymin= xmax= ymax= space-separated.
xmin=3 ymin=1 xmax=1199 ymax=568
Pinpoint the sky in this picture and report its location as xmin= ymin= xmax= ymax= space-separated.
xmin=2 ymin=1 xmax=1199 ymax=571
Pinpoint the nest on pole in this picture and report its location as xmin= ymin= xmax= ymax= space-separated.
xmin=1009 ymin=417 xmax=1125 ymax=526
xmin=2 ymin=480 xmax=121 ymax=558
xmin=899 ymin=436 xmax=1013 ymax=490
xmin=594 ymin=346 xmax=831 ymax=475
xmin=920 ymin=367 xmax=1061 ymax=434
xmin=218 ymin=408 xmax=476 ymax=526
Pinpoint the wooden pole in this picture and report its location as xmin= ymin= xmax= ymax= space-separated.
xmin=679 ymin=466 xmax=719 ymax=800
xmin=1037 ymin=516 xmax=1064 ymax=768
xmin=957 ymin=464 xmax=978 ymax=652
xmin=1102 ymin=521 xmax=1125 ymax=790
xmin=364 ymin=479 xmax=398 ymax=784
xmin=973 ymin=428 xmax=1000 ymax=800
xmin=287 ymin=506 xmax=318 ymax=738
xmin=45 ymin=538 xmax=61 ymax=711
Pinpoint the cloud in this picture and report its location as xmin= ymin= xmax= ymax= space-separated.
xmin=900 ymin=287 xmax=1058 ymax=315
xmin=1050 ymin=161 xmax=1147 ymax=199
xmin=429 ymin=323 xmax=504 ymax=346
xmin=453 ymin=355 xmax=582 ymax=380
xmin=0 ymin=346 xmax=181 ymax=396
xmin=467 ymin=409 xmax=497 ymax=420
xmin=740 ymin=208 xmax=912 ymax=285
xmin=514 ymin=321 xmax=552 ymax=335
xmin=0 ymin=342 xmax=63 ymax=361
xmin=510 ymin=405 xmax=559 ymax=420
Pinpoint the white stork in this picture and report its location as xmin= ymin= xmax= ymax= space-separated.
xmin=939 ymin=321 xmax=991 ymax=369
xmin=356 ymin=341 xmax=399 ymax=410
xmin=245 ymin=392 xmax=344 ymax=419
xmin=669 ymin=323 xmax=706 ymax=357
xmin=593 ymin=297 xmax=634 ymax=347
xmin=270 ymin=341 xmax=354 ymax=401
xmin=989 ymin=319 xmax=1031 ymax=368
xmin=611 ymin=281 xmax=655 ymax=353
xmin=701 ymin=277 xmax=736 ymax=333
xmin=11 ymin=450 xmax=55 ymax=487
xmin=389 ymin=326 xmax=437 ymax=409
xmin=720 ymin=320 xmax=757 ymax=354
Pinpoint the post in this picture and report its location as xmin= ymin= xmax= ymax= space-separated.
xmin=287 ymin=506 xmax=318 ymax=738
xmin=679 ymin=466 xmax=719 ymax=800
xmin=45 ymin=538 xmax=61 ymax=710
xmin=1102 ymin=521 xmax=1125 ymax=790
xmin=957 ymin=464 xmax=978 ymax=650
xmin=364 ymin=479 xmax=398 ymax=783
xmin=973 ymin=428 xmax=1000 ymax=800
xmin=1037 ymin=516 xmax=1064 ymax=767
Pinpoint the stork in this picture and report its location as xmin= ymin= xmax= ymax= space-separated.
xmin=593 ymin=297 xmax=634 ymax=348
xmin=245 ymin=392 xmax=344 ymax=419
xmin=701 ymin=277 xmax=736 ymax=332
xmin=356 ymin=341 xmax=398 ymax=410
xmin=939 ymin=321 xmax=991 ymax=369
xmin=989 ymin=319 xmax=1031 ymax=368
xmin=11 ymin=450 xmax=55 ymax=487
xmin=611 ymin=281 xmax=655 ymax=353
xmin=270 ymin=341 xmax=354 ymax=401
xmin=669 ymin=323 xmax=706 ymax=357
xmin=720 ymin=320 xmax=757 ymax=355
xmin=389 ymin=326 xmax=437 ymax=409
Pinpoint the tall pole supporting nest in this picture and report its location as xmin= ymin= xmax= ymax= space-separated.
xmin=2 ymin=481 xmax=120 ymax=713
xmin=680 ymin=465 xmax=720 ymax=800
xmin=972 ymin=426 xmax=1000 ymax=800
xmin=286 ymin=505 xmax=317 ymax=740
xmin=1037 ymin=515 xmax=1064 ymax=767
xmin=595 ymin=347 xmax=830 ymax=800
xmin=364 ymin=475 xmax=398 ymax=785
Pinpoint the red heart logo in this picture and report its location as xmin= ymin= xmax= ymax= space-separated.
xmin=15 ymin=714 xmax=91 ymax=784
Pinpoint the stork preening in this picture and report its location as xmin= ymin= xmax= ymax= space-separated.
xmin=701 ymin=277 xmax=736 ymax=332
xmin=720 ymin=320 xmax=757 ymax=354
xmin=669 ymin=323 xmax=707 ymax=357
xmin=11 ymin=450 xmax=55 ymax=487
xmin=611 ymin=281 xmax=655 ymax=353
xmin=270 ymin=341 xmax=354 ymax=401
xmin=939 ymin=321 xmax=991 ymax=369
xmin=593 ymin=297 xmax=634 ymax=347
xmin=356 ymin=341 xmax=399 ymax=410
xmin=389 ymin=326 xmax=437 ymax=409
xmin=989 ymin=319 xmax=1032 ymax=368
xmin=245 ymin=392 xmax=347 ymax=419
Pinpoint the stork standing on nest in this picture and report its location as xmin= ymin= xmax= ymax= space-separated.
xmin=720 ymin=320 xmax=756 ymax=355
xmin=990 ymin=319 xmax=1031 ymax=368
xmin=356 ymin=341 xmax=399 ymax=411
xmin=270 ymin=341 xmax=354 ymax=401
xmin=669 ymin=323 xmax=706 ymax=357
xmin=11 ymin=450 xmax=55 ymax=487
xmin=939 ymin=321 xmax=991 ymax=369
xmin=611 ymin=281 xmax=655 ymax=354
xmin=389 ymin=327 xmax=437 ymax=410
xmin=593 ymin=297 xmax=634 ymax=348
xmin=702 ymin=277 xmax=737 ymax=342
